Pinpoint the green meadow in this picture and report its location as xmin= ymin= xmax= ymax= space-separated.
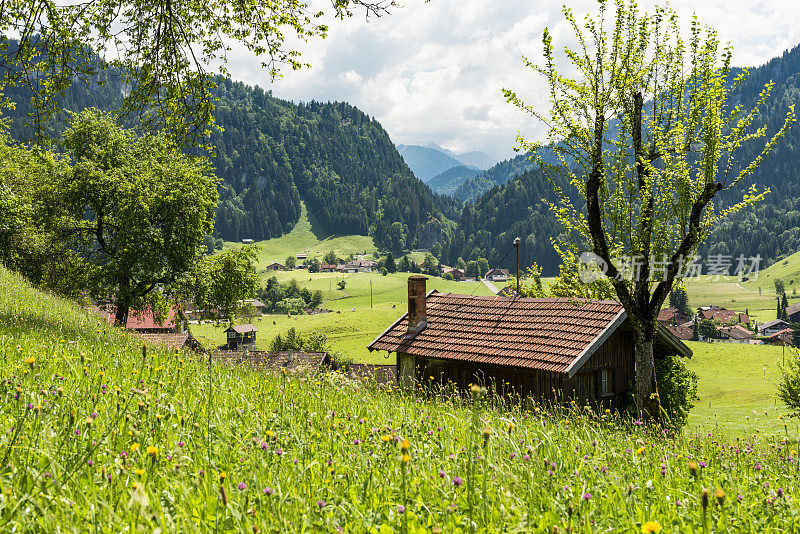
xmin=4 ymin=264 xmax=800 ymax=531
xmin=222 ymin=202 xmax=378 ymax=267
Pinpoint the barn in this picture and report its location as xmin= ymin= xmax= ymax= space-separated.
xmin=368 ymin=276 xmax=692 ymax=409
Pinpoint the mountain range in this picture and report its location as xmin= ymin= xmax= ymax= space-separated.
xmin=397 ymin=143 xmax=495 ymax=182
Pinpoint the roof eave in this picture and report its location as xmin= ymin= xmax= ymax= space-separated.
xmin=565 ymin=308 xmax=627 ymax=378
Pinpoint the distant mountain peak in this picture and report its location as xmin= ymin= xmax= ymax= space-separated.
xmin=397 ymin=143 xmax=497 ymax=181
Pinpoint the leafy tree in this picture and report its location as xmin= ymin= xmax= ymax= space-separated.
xmin=274 ymin=297 xmax=306 ymax=315
xmin=185 ymin=246 xmax=259 ymax=323
xmin=775 ymin=278 xmax=786 ymax=295
xmin=380 ymin=267 xmax=388 ymax=276
xmin=477 ymin=258 xmax=490 ymax=278
xmin=0 ymin=0 xmax=394 ymax=145
xmin=456 ymin=257 xmax=467 ymax=270
xmin=778 ymin=348 xmax=800 ymax=415
xmin=308 ymin=261 xmax=320 ymax=273
xmin=385 ymin=252 xmax=397 ymax=274
xmin=337 ymin=280 xmax=347 ymax=291
xmin=698 ymin=319 xmax=720 ymax=341
xmin=466 ymin=260 xmax=478 ymax=279
xmin=505 ymin=0 xmax=794 ymax=417
xmin=203 ymin=235 xmax=218 ymax=255
xmin=668 ymin=288 xmax=691 ymax=319
xmin=58 ymin=110 xmax=218 ymax=326
xmin=655 ymin=354 xmax=699 ymax=429
xmin=422 ymin=253 xmax=439 ymax=276
xmin=285 ymin=255 xmax=296 ymax=269
xmin=324 ymin=251 xmax=340 ymax=266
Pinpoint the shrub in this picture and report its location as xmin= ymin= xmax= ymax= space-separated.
xmin=273 ymin=297 xmax=306 ymax=315
xmin=655 ymin=354 xmax=699 ymax=428
xmin=778 ymin=348 xmax=800 ymax=414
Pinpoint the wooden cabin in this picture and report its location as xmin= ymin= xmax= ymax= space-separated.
xmin=368 ymin=276 xmax=692 ymax=409
xmin=225 ymin=324 xmax=258 ymax=350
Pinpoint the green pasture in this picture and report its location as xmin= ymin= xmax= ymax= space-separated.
xmin=5 ymin=264 xmax=800 ymax=531
xmin=222 ymin=202 xmax=377 ymax=265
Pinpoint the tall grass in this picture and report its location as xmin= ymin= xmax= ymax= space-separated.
xmin=1 ymin=266 xmax=800 ymax=531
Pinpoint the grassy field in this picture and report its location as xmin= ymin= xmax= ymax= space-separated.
xmin=4 ymin=264 xmax=800 ymax=531
xmin=192 ymin=271 xmax=493 ymax=362
xmin=222 ymin=202 xmax=377 ymax=267
xmin=685 ymin=341 xmax=793 ymax=437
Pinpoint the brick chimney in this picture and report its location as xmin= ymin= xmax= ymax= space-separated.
xmin=407 ymin=275 xmax=428 ymax=334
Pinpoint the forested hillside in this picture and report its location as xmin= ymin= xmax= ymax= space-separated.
xmin=444 ymin=43 xmax=800 ymax=274
xmin=4 ymin=66 xmax=457 ymax=251
xmin=427 ymin=165 xmax=481 ymax=195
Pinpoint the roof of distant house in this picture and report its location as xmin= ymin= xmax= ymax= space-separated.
xmin=226 ymin=324 xmax=258 ymax=334
xmin=368 ymin=292 xmax=691 ymax=377
xmin=718 ymin=324 xmax=753 ymax=340
xmin=761 ymin=319 xmax=791 ymax=330
xmin=486 ymin=268 xmax=510 ymax=276
xmin=768 ymin=328 xmax=794 ymax=340
xmin=657 ymin=307 xmax=687 ymax=323
xmin=667 ymin=324 xmax=694 ymax=340
xmin=786 ymin=302 xmax=800 ymax=316
xmin=105 ymin=306 xmax=179 ymax=330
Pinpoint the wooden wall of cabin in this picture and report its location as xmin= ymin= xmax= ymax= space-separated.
xmin=404 ymin=327 xmax=634 ymax=410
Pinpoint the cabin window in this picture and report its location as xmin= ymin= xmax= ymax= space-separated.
xmin=600 ymin=368 xmax=612 ymax=396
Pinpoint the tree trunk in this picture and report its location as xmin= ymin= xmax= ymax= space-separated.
xmin=633 ymin=323 xmax=661 ymax=420
xmin=114 ymin=300 xmax=130 ymax=328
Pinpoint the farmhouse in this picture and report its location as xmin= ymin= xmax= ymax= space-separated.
xmin=760 ymin=319 xmax=791 ymax=337
xmin=766 ymin=328 xmax=794 ymax=346
xmin=225 ymin=324 xmax=258 ymax=350
xmin=697 ymin=306 xmax=749 ymax=325
xmin=320 ymin=264 xmax=337 ymax=273
xmin=242 ymin=299 xmax=267 ymax=314
xmin=103 ymin=305 xmax=203 ymax=351
xmin=787 ymin=302 xmax=800 ymax=323
xmin=368 ymin=276 xmax=692 ymax=408
xmin=657 ymin=307 xmax=689 ymax=326
xmin=443 ymin=267 xmax=466 ymax=281
xmin=716 ymin=324 xmax=754 ymax=343
xmin=265 ymin=262 xmax=287 ymax=271
xmin=485 ymin=268 xmax=510 ymax=282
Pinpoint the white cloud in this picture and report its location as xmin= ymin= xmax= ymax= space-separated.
xmin=226 ymin=0 xmax=800 ymax=160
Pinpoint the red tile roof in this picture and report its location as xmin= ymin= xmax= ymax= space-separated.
xmin=105 ymin=306 xmax=179 ymax=331
xmin=369 ymin=293 xmax=629 ymax=374
xmin=667 ymin=325 xmax=694 ymax=340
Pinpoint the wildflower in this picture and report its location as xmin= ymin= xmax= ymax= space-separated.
xmin=263 ymin=487 xmax=274 ymax=495
xmin=397 ymin=504 xmax=406 ymax=514
xmin=260 ymin=442 xmax=268 ymax=450
xmin=401 ymin=454 xmax=411 ymax=464
xmin=453 ymin=476 xmax=463 ymax=487
xmin=219 ymin=471 xmax=227 ymax=483
xmin=400 ymin=439 xmax=410 ymax=452
xmin=25 ymin=356 xmax=35 ymax=367
xmin=135 ymin=469 xmax=145 ymax=477
xmin=178 ymin=441 xmax=185 ymax=447
xmin=688 ymin=461 xmax=698 ymax=478
xmin=701 ymin=489 xmax=709 ymax=511
xmin=641 ymin=521 xmax=662 ymax=533
xmin=582 ymin=492 xmax=592 ymax=501
xmin=275 ymin=449 xmax=284 ymax=456
xmin=438 ymin=469 xmax=445 ymax=478
xmin=147 ymin=446 xmax=158 ymax=458
xmin=381 ymin=435 xmax=393 ymax=443
xmin=130 ymin=443 xmax=140 ymax=452
xmin=237 ymin=482 xmax=247 ymax=490
xmin=316 ymin=500 xmax=326 ymax=508
xmin=636 ymin=447 xmax=645 ymax=455
xmin=715 ymin=488 xmax=725 ymax=506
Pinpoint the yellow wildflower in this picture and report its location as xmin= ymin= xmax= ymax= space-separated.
xmin=147 ymin=446 xmax=158 ymax=457
xmin=130 ymin=443 xmax=140 ymax=452
xmin=641 ymin=521 xmax=662 ymax=533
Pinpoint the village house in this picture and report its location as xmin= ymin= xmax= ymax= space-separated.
xmin=786 ymin=302 xmax=800 ymax=323
xmin=295 ymin=253 xmax=308 ymax=261
xmin=225 ymin=324 xmax=258 ymax=350
xmin=103 ymin=305 xmax=202 ymax=351
xmin=368 ymin=276 xmax=692 ymax=409
xmin=657 ymin=307 xmax=689 ymax=327
xmin=697 ymin=306 xmax=749 ymax=325
xmin=766 ymin=328 xmax=794 ymax=346
xmin=716 ymin=324 xmax=754 ymax=343
xmin=760 ymin=319 xmax=791 ymax=337
xmin=443 ymin=267 xmax=466 ymax=281
xmin=337 ymin=264 xmax=359 ymax=274
xmin=265 ymin=262 xmax=287 ymax=271
xmin=485 ymin=268 xmax=510 ymax=282
xmin=319 ymin=264 xmax=338 ymax=273
xmin=242 ymin=299 xmax=267 ymax=314
xmin=666 ymin=324 xmax=694 ymax=341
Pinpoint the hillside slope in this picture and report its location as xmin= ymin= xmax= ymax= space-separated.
xmin=5 ymin=66 xmax=456 ymax=250
xmin=426 ymin=165 xmax=481 ymax=196
xmin=2 ymin=265 xmax=799 ymax=531
xmin=396 ymin=144 xmax=467 ymax=181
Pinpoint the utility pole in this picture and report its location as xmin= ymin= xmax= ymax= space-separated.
xmin=370 ymin=277 xmax=373 ymax=309
xmin=513 ymin=237 xmax=520 ymax=296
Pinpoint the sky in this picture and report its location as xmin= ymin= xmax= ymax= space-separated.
xmin=225 ymin=0 xmax=800 ymax=161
